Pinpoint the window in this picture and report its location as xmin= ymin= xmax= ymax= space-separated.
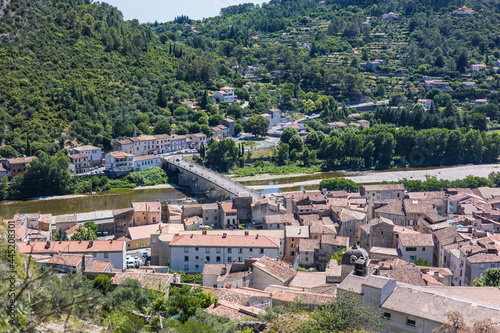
xmin=228 ymin=257 xmax=232 ymax=262
xmin=216 ymin=256 xmax=221 ymax=262
xmin=291 ymin=238 xmax=295 ymax=242
xmin=291 ymin=243 xmax=295 ymax=248
xmin=216 ymin=248 xmax=221 ymax=253
xmin=238 ymin=257 xmax=243 ymax=262
xmin=184 ymin=264 xmax=189 ymax=271
xmin=383 ymin=313 xmax=391 ymax=320
xmin=249 ymin=248 xmax=253 ymax=252
xmin=152 ymin=238 xmax=157 ymax=244
xmin=195 ymin=247 xmax=199 ymax=251
xmin=422 ymin=247 xmax=426 ymax=251
xmin=406 ymin=319 xmax=416 ymax=327
xmin=290 ymin=251 xmax=295 ymax=256
xmin=480 ymin=263 xmax=484 ymax=269
xmin=305 ymin=257 xmax=308 ymax=262
xmin=206 ymin=256 xmax=210 ymax=262
xmin=195 ymin=256 xmax=199 ymax=260
xmin=93 ymin=253 xmax=96 ymax=257
xmin=141 ymin=242 xmax=146 ymax=248
xmin=227 ymin=248 xmax=232 ymax=253
xmin=410 ymin=255 xmax=417 ymax=261
xmin=206 ymin=248 xmax=210 ymax=253
xmin=260 ymin=248 xmax=264 ymax=254
xmin=196 ymin=265 xmax=199 ymax=269
xmin=184 ymin=256 xmax=189 ymax=262
xmin=184 ymin=247 xmax=189 ymax=253
xmin=205 ymin=217 xmax=208 ymax=220
xmin=406 ymin=247 xmax=417 ymax=252
xmin=238 ymin=248 xmax=243 ymax=253
xmin=104 ymin=253 xmax=108 ymax=258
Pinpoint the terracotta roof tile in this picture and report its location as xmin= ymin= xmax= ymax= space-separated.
xmin=170 ymin=234 xmax=280 ymax=248
xmin=399 ymin=233 xmax=434 ymax=247
xmin=253 ymin=256 xmax=296 ymax=283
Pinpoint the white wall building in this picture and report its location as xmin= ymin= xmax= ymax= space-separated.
xmin=397 ymin=234 xmax=434 ymax=265
xmin=70 ymin=145 xmax=102 ymax=166
xmin=105 ymin=151 xmax=134 ymax=176
xmin=169 ymin=233 xmax=280 ymax=273
xmin=213 ymin=87 xmax=236 ymax=103
xmin=17 ymin=240 xmax=126 ymax=269
xmin=133 ymin=155 xmax=161 ymax=171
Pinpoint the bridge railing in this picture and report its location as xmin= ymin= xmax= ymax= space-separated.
xmin=168 ymin=158 xmax=260 ymax=198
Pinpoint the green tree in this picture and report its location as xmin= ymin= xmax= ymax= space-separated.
xmin=243 ymin=114 xmax=269 ymax=137
xmin=473 ymin=268 xmax=500 ymax=287
xmin=70 ymin=225 xmax=97 ymax=241
xmin=93 ymin=274 xmax=112 ymax=295
xmin=8 ymin=154 xmax=71 ymax=199
xmin=289 ymin=134 xmax=303 ymax=152
xmin=0 ymin=176 xmax=8 ymax=200
xmin=166 ymin=285 xmax=215 ymax=323
xmin=301 ymin=147 xmax=310 ymax=166
xmin=52 ymin=228 xmax=68 ymax=241
xmin=300 ymin=292 xmax=383 ymax=332
xmin=157 ymin=85 xmax=168 ymax=108
xmin=205 ymin=139 xmax=239 ymax=171
xmin=153 ymin=119 xmax=171 ymax=134
xmin=319 ymin=178 xmax=359 ymax=192
xmin=413 ymin=258 xmax=431 ymax=266
xmin=277 ymin=143 xmax=290 ymax=166
xmin=111 ymin=278 xmax=150 ymax=310
xmin=280 ymin=127 xmax=299 ymax=144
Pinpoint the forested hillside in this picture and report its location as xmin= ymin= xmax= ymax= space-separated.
xmin=0 ymin=0 xmax=234 ymax=157
xmin=2 ymin=0 xmax=500 ymax=170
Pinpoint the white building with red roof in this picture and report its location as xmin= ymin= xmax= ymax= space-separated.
xmin=17 ymin=239 xmax=126 ymax=269
xmin=169 ymin=232 xmax=280 ymax=273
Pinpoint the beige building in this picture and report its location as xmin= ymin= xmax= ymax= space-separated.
xmin=202 ymin=203 xmax=220 ymax=227
xmin=219 ymin=201 xmax=238 ymax=228
xmin=360 ymin=184 xmax=404 ymax=219
xmin=132 ymin=201 xmax=161 ymax=225
xmin=69 ymin=153 xmax=90 ymax=174
xmin=126 ymin=223 xmax=165 ymax=250
xmin=284 ymin=225 xmax=310 ymax=263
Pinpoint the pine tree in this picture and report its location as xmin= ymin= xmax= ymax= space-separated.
xmin=157 ymin=86 xmax=167 ymax=108
xmin=26 ymin=139 xmax=32 ymax=156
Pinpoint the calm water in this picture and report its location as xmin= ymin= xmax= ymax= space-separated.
xmin=0 ymin=187 xmax=197 ymax=218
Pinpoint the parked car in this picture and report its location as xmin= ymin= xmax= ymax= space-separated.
xmin=126 ymin=259 xmax=135 ymax=269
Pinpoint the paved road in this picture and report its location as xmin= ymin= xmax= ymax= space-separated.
xmin=296 ymin=99 xmax=390 ymax=122
xmin=231 ymin=134 xmax=279 ymax=152
xmin=166 ymin=157 xmax=260 ymax=201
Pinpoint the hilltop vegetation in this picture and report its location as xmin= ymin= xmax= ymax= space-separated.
xmin=1 ymin=0 xmax=500 ymax=179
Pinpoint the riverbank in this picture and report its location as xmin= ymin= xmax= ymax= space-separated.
xmin=247 ymin=163 xmax=500 ymax=190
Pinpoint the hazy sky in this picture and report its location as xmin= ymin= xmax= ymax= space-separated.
xmin=100 ymin=0 xmax=269 ymax=23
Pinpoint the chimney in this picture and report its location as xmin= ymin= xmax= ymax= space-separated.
xmin=221 ymin=266 xmax=227 ymax=275
xmin=245 ymin=230 xmax=249 ymax=236
xmin=256 ymin=234 xmax=259 ymax=239
xmin=202 ymin=230 xmax=207 ymax=235
xmin=88 ymin=240 xmax=94 ymax=248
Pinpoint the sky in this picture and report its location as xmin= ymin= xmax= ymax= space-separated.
xmin=100 ymin=0 xmax=269 ymax=24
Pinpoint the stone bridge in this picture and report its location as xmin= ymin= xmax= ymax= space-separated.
xmin=166 ymin=157 xmax=260 ymax=202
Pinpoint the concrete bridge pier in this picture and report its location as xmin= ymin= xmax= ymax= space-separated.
xmin=209 ymin=186 xmax=228 ymax=201
xmin=178 ymin=170 xmax=194 ymax=187
xmin=192 ymin=177 xmax=209 ymax=193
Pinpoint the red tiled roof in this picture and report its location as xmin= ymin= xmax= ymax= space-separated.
xmin=170 ymin=234 xmax=280 ymax=248
xmin=17 ymin=240 xmax=125 ymax=254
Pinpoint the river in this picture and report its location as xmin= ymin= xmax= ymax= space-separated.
xmin=0 ymin=187 xmax=200 ymax=218
xmin=240 ymin=163 xmax=500 ymax=191
xmin=1 ymin=163 xmax=499 ymax=218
